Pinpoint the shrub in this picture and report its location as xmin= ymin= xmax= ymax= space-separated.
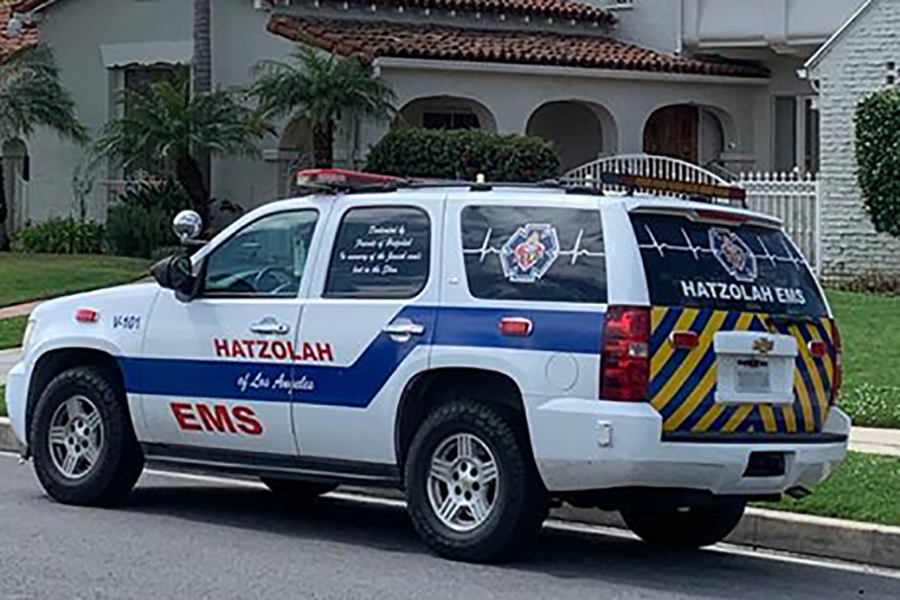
xmin=855 ymin=89 xmax=900 ymax=238
xmin=107 ymin=180 xmax=189 ymax=258
xmin=365 ymin=128 xmax=561 ymax=182
xmin=13 ymin=218 xmax=106 ymax=254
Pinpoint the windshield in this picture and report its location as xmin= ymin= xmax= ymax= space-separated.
xmin=630 ymin=212 xmax=827 ymax=317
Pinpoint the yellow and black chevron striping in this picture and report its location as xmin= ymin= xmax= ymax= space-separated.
xmin=649 ymin=307 xmax=836 ymax=435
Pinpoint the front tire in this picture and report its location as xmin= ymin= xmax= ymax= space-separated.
xmin=405 ymin=401 xmax=547 ymax=562
xmin=32 ymin=366 xmax=144 ymax=507
xmin=621 ymin=498 xmax=746 ymax=549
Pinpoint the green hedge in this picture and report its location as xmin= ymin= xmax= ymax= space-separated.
xmin=13 ymin=218 xmax=106 ymax=254
xmin=365 ymin=128 xmax=561 ymax=182
xmin=107 ymin=180 xmax=189 ymax=258
xmin=856 ymin=88 xmax=900 ymax=238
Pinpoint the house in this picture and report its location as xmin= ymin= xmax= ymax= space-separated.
xmin=0 ymin=0 xmax=867 ymax=241
xmin=804 ymin=0 xmax=900 ymax=280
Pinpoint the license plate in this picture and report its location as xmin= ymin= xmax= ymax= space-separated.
xmin=735 ymin=358 xmax=771 ymax=395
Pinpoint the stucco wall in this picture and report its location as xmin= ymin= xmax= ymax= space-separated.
xmin=810 ymin=0 xmax=900 ymax=280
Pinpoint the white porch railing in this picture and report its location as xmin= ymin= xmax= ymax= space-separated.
xmin=565 ymin=154 xmax=732 ymax=191
xmin=564 ymin=155 xmax=821 ymax=273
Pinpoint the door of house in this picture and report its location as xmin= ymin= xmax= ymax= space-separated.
xmin=643 ymin=105 xmax=699 ymax=164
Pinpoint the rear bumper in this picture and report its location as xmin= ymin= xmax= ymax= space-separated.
xmin=4 ymin=361 xmax=28 ymax=451
xmin=529 ymin=398 xmax=850 ymax=496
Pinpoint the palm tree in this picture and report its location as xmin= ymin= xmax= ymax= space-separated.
xmin=93 ymin=73 xmax=269 ymax=221
xmin=0 ymin=44 xmax=88 ymax=250
xmin=250 ymin=46 xmax=395 ymax=168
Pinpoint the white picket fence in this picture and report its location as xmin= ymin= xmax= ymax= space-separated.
xmin=738 ymin=172 xmax=820 ymax=273
xmin=564 ymin=155 xmax=821 ymax=273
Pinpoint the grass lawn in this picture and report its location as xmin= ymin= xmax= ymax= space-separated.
xmin=758 ymin=452 xmax=900 ymax=527
xmin=828 ymin=290 xmax=900 ymax=428
xmin=0 ymin=253 xmax=151 ymax=309
xmin=0 ymin=316 xmax=28 ymax=351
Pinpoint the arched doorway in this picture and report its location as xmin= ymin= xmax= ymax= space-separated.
xmin=643 ymin=104 xmax=728 ymax=166
xmin=526 ymin=101 xmax=616 ymax=172
xmin=397 ymin=96 xmax=497 ymax=132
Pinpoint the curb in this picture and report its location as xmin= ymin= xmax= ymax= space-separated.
xmin=2 ymin=420 xmax=899 ymax=570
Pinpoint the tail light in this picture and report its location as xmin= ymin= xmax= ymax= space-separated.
xmin=600 ymin=306 xmax=650 ymax=402
xmin=830 ymin=319 xmax=843 ymax=406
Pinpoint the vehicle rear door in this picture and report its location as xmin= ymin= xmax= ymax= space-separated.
xmin=630 ymin=208 xmax=838 ymax=438
xmin=290 ymin=195 xmax=441 ymax=466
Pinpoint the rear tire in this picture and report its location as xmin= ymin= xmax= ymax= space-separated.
xmin=621 ymin=498 xmax=746 ymax=549
xmin=405 ymin=400 xmax=548 ymax=562
xmin=32 ymin=366 xmax=144 ymax=507
xmin=260 ymin=478 xmax=336 ymax=503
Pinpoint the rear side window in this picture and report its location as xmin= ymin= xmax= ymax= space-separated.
xmin=325 ymin=206 xmax=430 ymax=299
xmin=630 ymin=213 xmax=827 ymax=317
xmin=461 ymin=205 xmax=607 ymax=304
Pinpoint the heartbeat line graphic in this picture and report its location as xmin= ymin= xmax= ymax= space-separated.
xmin=463 ymin=228 xmax=605 ymax=265
xmin=638 ymin=226 xmax=805 ymax=270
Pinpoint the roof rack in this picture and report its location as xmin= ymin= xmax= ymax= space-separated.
xmin=559 ymin=172 xmax=748 ymax=208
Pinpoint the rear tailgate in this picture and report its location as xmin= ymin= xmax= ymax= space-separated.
xmin=630 ymin=209 xmax=838 ymax=437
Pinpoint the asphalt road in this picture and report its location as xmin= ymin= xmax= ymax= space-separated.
xmin=1 ymin=454 xmax=899 ymax=600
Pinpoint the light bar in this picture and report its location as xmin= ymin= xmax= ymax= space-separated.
xmin=600 ymin=172 xmax=747 ymax=203
xmin=296 ymin=169 xmax=402 ymax=190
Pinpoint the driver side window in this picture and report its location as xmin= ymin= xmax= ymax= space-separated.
xmin=203 ymin=210 xmax=319 ymax=298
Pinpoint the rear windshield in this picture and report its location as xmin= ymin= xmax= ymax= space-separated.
xmin=461 ymin=205 xmax=607 ymax=304
xmin=630 ymin=212 xmax=827 ymax=317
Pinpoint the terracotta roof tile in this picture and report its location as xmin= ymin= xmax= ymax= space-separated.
xmin=268 ymin=16 xmax=770 ymax=78
xmin=0 ymin=5 xmax=39 ymax=60
xmin=263 ymin=0 xmax=615 ymax=26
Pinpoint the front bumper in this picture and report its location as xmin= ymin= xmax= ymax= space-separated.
xmin=529 ymin=398 xmax=850 ymax=496
xmin=4 ymin=361 xmax=28 ymax=452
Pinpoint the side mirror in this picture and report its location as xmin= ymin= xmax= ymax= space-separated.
xmin=151 ymin=255 xmax=197 ymax=302
xmin=173 ymin=210 xmax=203 ymax=245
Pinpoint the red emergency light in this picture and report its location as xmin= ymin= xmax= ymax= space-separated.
xmin=296 ymin=169 xmax=402 ymax=190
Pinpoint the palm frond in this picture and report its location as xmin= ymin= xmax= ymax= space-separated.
xmin=0 ymin=44 xmax=88 ymax=144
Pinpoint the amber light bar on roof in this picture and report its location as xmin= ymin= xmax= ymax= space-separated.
xmin=599 ymin=172 xmax=748 ymax=203
xmin=296 ymin=168 xmax=403 ymax=190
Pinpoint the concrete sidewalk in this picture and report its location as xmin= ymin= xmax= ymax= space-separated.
xmin=0 ymin=301 xmax=40 ymax=320
xmin=0 ymin=349 xmax=21 ymax=387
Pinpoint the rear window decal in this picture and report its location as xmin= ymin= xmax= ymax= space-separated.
xmin=632 ymin=215 xmax=826 ymax=317
xmin=710 ymin=228 xmax=758 ymax=282
xmin=499 ymin=224 xmax=560 ymax=283
xmin=461 ymin=206 xmax=607 ymax=304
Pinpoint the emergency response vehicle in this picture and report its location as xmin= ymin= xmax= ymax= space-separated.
xmin=4 ymin=170 xmax=850 ymax=562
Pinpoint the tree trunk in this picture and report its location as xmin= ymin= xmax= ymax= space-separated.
xmin=193 ymin=0 xmax=212 ymax=194
xmin=0 ymin=164 xmax=8 ymax=251
xmin=192 ymin=0 xmax=212 ymax=95
xmin=176 ymin=153 xmax=210 ymax=224
xmin=313 ymin=121 xmax=335 ymax=169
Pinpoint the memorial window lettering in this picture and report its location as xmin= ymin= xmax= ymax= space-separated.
xmin=325 ymin=206 xmax=431 ymax=299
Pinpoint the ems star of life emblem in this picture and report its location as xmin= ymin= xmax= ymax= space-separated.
xmin=501 ymin=224 xmax=560 ymax=283
xmin=709 ymin=228 xmax=758 ymax=283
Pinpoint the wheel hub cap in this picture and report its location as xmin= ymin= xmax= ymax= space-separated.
xmin=426 ymin=433 xmax=499 ymax=532
xmin=48 ymin=395 xmax=103 ymax=480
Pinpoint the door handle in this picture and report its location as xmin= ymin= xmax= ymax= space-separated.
xmin=383 ymin=321 xmax=425 ymax=341
xmin=250 ymin=317 xmax=290 ymax=336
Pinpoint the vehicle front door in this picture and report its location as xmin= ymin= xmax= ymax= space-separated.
xmin=136 ymin=208 xmax=324 ymax=454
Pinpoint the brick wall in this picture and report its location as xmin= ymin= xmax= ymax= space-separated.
xmin=812 ymin=0 xmax=900 ymax=281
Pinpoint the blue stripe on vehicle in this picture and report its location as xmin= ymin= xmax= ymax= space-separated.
xmin=119 ymin=305 xmax=605 ymax=408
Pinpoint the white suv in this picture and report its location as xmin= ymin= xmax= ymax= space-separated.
xmin=5 ymin=173 xmax=850 ymax=561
